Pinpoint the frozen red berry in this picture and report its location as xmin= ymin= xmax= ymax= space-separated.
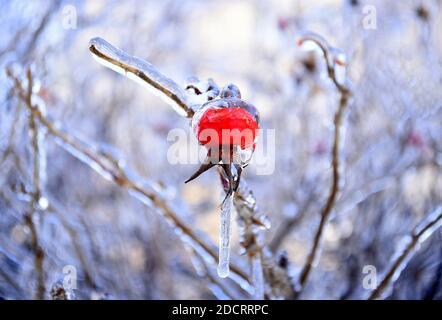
xmin=196 ymin=107 xmax=259 ymax=150
xmin=185 ymin=84 xmax=260 ymax=197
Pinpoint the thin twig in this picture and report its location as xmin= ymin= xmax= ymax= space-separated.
xmin=47 ymin=201 xmax=98 ymax=290
xmin=23 ymin=68 xmax=46 ymax=299
xmin=0 ymin=102 xmax=22 ymax=165
xmin=368 ymin=205 xmax=442 ymax=300
xmin=269 ymin=189 xmax=317 ymax=252
xmin=296 ymin=33 xmax=351 ymax=295
xmin=228 ymin=177 xmax=295 ymax=299
xmin=226 ymin=177 xmax=267 ymax=298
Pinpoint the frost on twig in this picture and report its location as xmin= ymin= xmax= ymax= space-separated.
xmin=224 ymin=173 xmax=295 ymax=299
xmin=89 ymin=37 xmax=194 ymax=117
xmin=297 ymin=32 xmax=351 ymax=94
xmin=368 ymin=205 xmax=442 ymax=300
xmin=295 ymin=32 xmax=352 ymax=296
xmin=20 ymin=68 xmax=47 ymax=300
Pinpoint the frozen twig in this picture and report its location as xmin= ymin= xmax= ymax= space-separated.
xmin=220 ymin=172 xmax=293 ymax=298
xmin=296 ymin=32 xmax=351 ymax=295
xmin=47 ymin=200 xmax=98 ymax=290
xmin=89 ymin=37 xmax=194 ymax=118
xmin=269 ymin=189 xmax=317 ymax=252
xmin=368 ymin=205 xmax=442 ymax=300
xmin=23 ymin=68 xmax=46 ymax=299
xmin=0 ymin=102 xmax=22 ymax=165
xmin=297 ymin=32 xmax=351 ymax=96
xmin=6 ymin=69 xmax=250 ymax=289
xmin=223 ymin=176 xmax=266 ymax=297
xmin=226 ymin=175 xmax=295 ymax=299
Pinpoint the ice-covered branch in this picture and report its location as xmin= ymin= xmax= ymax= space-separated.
xmin=226 ymin=177 xmax=266 ymax=298
xmin=269 ymin=190 xmax=317 ymax=253
xmin=89 ymin=37 xmax=194 ymax=118
xmin=22 ymin=68 xmax=46 ymax=299
xmin=296 ymin=32 xmax=352 ymax=295
xmin=297 ymin=32 xmax=351 ymax=96
xmin=7 ymin=69 xmax=250 ymax=291
xmin=368 ymin=205 xmax=442 ymax=300
xmin=221 ymin=173 xmax=295 ymax=299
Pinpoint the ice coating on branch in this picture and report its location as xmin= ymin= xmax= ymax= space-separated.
xmin=218 ymin=193 xmax=234 ymax=278
xmin=252 ymin=254 xmax=265 ymax=299
xmin=234 ymin=145 xmax=255 ymax=168
xmin=185 ymin=77 xmax=221 ymax=106
xmin=330 ymin=47 xmax=348 ymax=86
xmin=89 ymin=37 xmax=192 ymax=117
xmin=369 ymin=206 xmax=442 ymax=299
xmin=414 ymin=205 xmax=442 ymax=241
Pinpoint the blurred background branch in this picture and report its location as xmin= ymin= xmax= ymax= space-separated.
xmin=369 ymin=205 xmax=442 ymax=300
xmin=296 ymin=32 xmax=351 ymax=296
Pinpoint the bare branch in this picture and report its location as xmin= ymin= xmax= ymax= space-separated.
xmin=23 ymin=68 xmax=46 ymax=299
xmin=223 ymin=174 xmax=295 ymax=299
xmin=297 ymin=32 xmax=351 ymax=95
xmin=368 ymin=205 xmax=442 ymax=300
xmin=0 ymin=101 xmax=22 ymax=165
xmin=226 ymin=176 xmax=267 ymax=298
xmin=296 ymin=32 xmax=352 ymax=295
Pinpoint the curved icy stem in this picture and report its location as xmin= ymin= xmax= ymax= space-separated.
xmin=297 ymin=32 xmax=350 ymax=95
xmin=89 ymin=37 xmax=194 ymax=118
xmin=296 ymin=32 xmax=351 ymax=295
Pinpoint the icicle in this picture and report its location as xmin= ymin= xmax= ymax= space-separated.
xmin=217 ymin=193 xmax=234 ymax=278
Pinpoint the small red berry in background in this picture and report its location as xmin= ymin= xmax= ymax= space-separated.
xmin=407 ymin=130 xmax=425 ymax=148
xmin=313 ymin=140 xmax=328 ymax=156
xmin=277 ymin=16 xmax=290 ymax=31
